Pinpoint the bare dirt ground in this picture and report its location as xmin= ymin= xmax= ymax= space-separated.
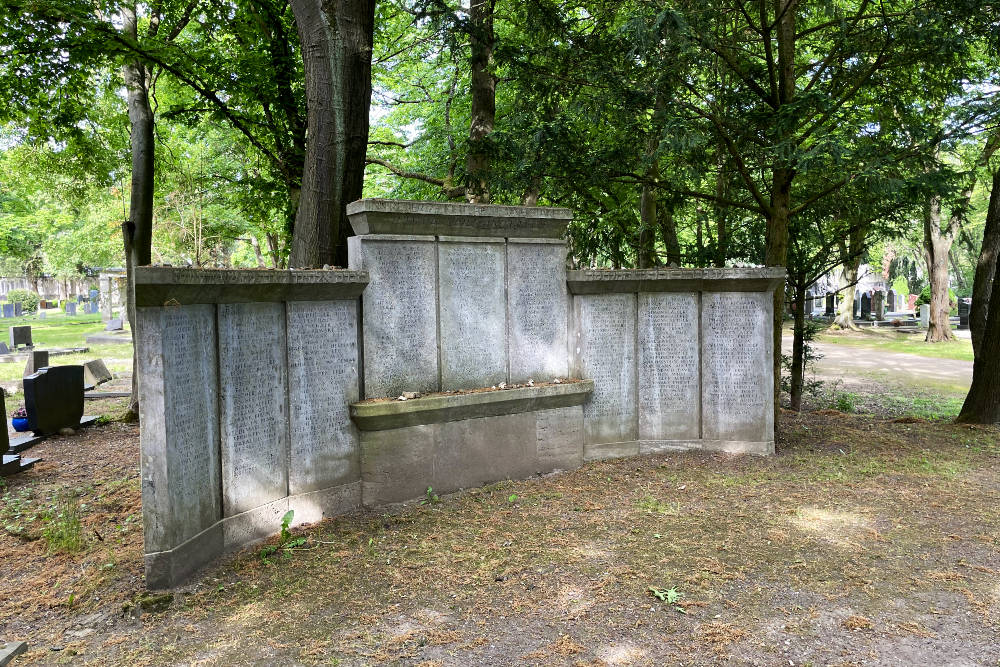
xmin=2 ymin=372 xmax=999 ymax=665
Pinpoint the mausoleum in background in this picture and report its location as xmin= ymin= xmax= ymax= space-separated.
xmin=135 ymin=200 xmax=784 ymax=587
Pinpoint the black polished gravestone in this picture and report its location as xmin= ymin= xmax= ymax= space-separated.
xmin=9 ymin=325 xmax=31 ymax=350
xmin=860 ymin=293 xmax=871 ymax=319
xmin=23 ymin=366 xmax=85 ymax=434
xmin=825 ymin=293 xmax=835 ymax=316
xmin=958 ymin=298 xmax=972 ymax=329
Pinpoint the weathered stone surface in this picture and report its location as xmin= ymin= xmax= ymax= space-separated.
xmin=66 ymin=302 xmax=77 ymax=315
xmin=701 ymin=292 xmax=773 ymax=445
xmin=83 ymin=359 xmax=113 ymax=386
xmin=507 ymin=240 xmax=568 ymax=382
xmin=535 ymin=406 xmax=583 ymax=470
xmin=23 ymin=366 xmax=84 ymax=434
xmin=347 ymin=199 xmax=572 ymax=238
xmin=349 ymin=235 xmax=439 ymax=397
xmin=286 ymin=300 xmax=360 ymax=494
xmin=638 ymin=292 xmax=699 ymax=441
xmin=360 ymin=424 xmax=435 ymax=506
xmin=105 ymin=318 xmax=124 ymax=331
xmin=438 ymin=238 xmax=506 ymax=389
xmin=134 ymin=267 xmax=368 ymax=307
xmin=218 ymin=302 xmax=288 ymax=516
xmin=23 ymin=350 xmax=49 ymax=377
xmin=435 ymin=413 xmax=536 ymax=489
xmin=574 ymin=293 xmax=637 ymax=445
xmin=1 ymin=304 xmax=12 ymax=318
xmin=13 ymin=302 xmax=21 ymax=316
xmin=9 ymin=325 xmax=31 ymax=349
xmin=567 ymin=267 xmax=786 ymax=294
xmin=137 ymin=305 xmax=221 ymax=555
xmin=350 ymin=381 xmax=593 ymax=431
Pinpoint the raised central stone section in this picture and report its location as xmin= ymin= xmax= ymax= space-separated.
xmin=347 ymin=199 xmax=573 ymax=397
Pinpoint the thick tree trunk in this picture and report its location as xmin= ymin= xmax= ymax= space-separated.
xmin=789 ymin=277 xmax=806 ymax=411
xmin=957 ymin=256 xmax=1000 ymax=423
xmin=465 ymin=0 xmax=495 ymax=204
xmin=970 ymin=169 xmax=1000 ymax=358
xmin=923 ymin=194 xmax=955 ymax=342
xmin=122 ymin=5 xmax=155 ymax=420
xmin=288 ymin=0 xmax=375 ymax=268
xmin=834 ymin=267 xmax=859 ymax=329
xmin=637 ymin=181 xmax=657 ymax=268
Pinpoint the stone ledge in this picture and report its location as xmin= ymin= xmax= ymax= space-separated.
xmin=350 ymin=381 xmax=594 ymax=431
xmin=347 ymin=199 xmax=572 ymax=239
xmin=135 ymin=267 xmax=369 ymax=306
xmin=566 ymin=268 xmax=786 ymax=294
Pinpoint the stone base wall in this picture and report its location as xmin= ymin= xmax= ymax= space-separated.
xmin=568 ymin=269 xmax=784 ymax=457
xmin=352 ymin=382 xmax=592 ymax=506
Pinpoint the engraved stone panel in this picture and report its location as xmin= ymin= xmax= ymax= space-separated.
xmin=701 ymin=292 xmax=773 ymax=443
xmin=353 ymin=236 xmax=438 ymax=397
xmin=576 ymin=293 xmax=637 ymax=445
xmin=218 ymin=302 xmax=288 ymax=515
xmin=138 ymin=304 xmax=220 ymax=553
xmin=287 ymin=300 xmax=360 ymax=494
xmin=438 ymin=239 xmax=506 ymax=389
xmin=535 ymin=406 xmax=583 ymax=470
xmin=508 ymin=241 xmax=569 ymax=382
xmin=638 ymin=292 xmax=700 ymax=440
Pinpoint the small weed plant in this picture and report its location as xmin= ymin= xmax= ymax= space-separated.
xmin=421 ymin=486 xmax=440 ymax=505
xmin=259 ymin=510 xmax=307 ymax=563
xmin=648 ymin=586 xmax=687 ymax=613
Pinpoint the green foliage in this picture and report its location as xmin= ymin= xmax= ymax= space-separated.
xmin=259 ymin=509 xmax=306 ymax=563
xmin=421 ymin=486 xmax=440 ymax=506
xmin=5 ymin=289 xmax=38 ymax=313
xmin=834 ymin=392 xmax=859 ymax=414
xmin=648 ymin=586 xmax=686 ymax=613
xmin=891 ymin=275 xmax=910 ymax=298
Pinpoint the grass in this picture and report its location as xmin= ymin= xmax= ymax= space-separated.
xmin=1 ymin=311 xmax=132 ymax=391
xmin=816 ymin=325 xmax=973 ymax=361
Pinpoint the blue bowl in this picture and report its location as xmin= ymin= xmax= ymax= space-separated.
xmin=12 ymin=417 xmax=29 ymax=432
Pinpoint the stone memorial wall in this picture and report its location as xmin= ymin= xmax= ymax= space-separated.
xmin=135 ymin=268 xmax=368 ymax=588
xmin=568 ymin=268 xmax=784 ymax=457
xmin=137 ymin=200 xmax=785 ymax=589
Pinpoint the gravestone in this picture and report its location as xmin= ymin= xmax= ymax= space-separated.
xmin=23 ymin=350 xmax=49 ymax=377
xmin=38 ymin=311 xmax=46 ymax=320
xmin=13 ymin=302 xmax=21 ymax=316
xmin=9 ymin=325 xmax=31 ymax=349
xmin=1 ymin=304 xmax=12 ymax=318
xmin=958 ymin=298 xmax=971 ymax=329
xmin=38 ymin=300 xmax=46 ymax=310
xmin=507 ymin=239 xmax=569 ymax=382
xmin=860 ymin=293 xmax=871 ymax=319
xmin=825 ymin=293 xmax=835 ymax=315
xmin=872 ymin=290 xmax=884 ymax=320
xmin=23 ymin=365 xmax=85 ymax=434
xmin=805 ymin=291 xmax=814 ymax=314
xmin=1 ymin=392 xmax=7 ymax=456
xmin=105 ymin=317 xmax=123 ymax=331
xmin=66 ymin=302 xmax=77 ymax=316
xmin=0 ymin=341 xmax=8 ymax=354
xmin=83 ymin=359 xmax=113 ymax=386
xmin=919 ymin=303 xmax=930 ymax=327
xmin=854 ymin=294 xmax=860 ymax=318
xmin=886 ymin=290 xmax=896 ymax=313
xmin=77 ymin=294 xmax=84 ymax=302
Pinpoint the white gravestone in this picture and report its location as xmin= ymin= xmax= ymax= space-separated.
xmin=507 ymin=240 xmax=569 ymax=383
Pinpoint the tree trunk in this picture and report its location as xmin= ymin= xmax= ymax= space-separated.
xmin=833 ymin=222 xmax=865 ymax=329
xmin=637 ymin=180 xmax=657 ymax=268
xmin=970 ymin=168 xmax=1000 ymax=358
xmin=923 ymin=193 xmax=955 ymax=342
xmin=767 ymin=166 xmax=793 ymax=427
xmin=288 ymin=0 xmax=375 ymax=268
xmin=658 ymin=202 xmax=681 ymax=266
xmin=465 ymin=0 xmax=495 ymax=204
xmin=121 ymin=5 xmax=155 ymax=420
xmin=957 ymin=253 xmax=1000 ymax=423
xmin=789 ymin=276 xmax=806 ymax=411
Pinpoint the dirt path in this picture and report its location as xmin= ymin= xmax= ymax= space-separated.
xmin=782 ymin=336 xmax=973 ymax=388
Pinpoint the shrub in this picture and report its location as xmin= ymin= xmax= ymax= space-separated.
xmin=6 ymin=289 xmax=39 ymax=313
